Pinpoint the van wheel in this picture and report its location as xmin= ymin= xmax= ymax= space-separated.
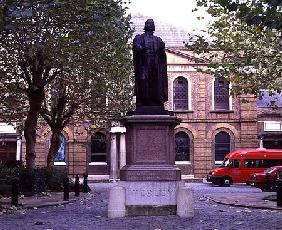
xmin=223 ymin=177 xmax=232 ymax=187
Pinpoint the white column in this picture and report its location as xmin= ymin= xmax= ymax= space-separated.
xmin=259 ymin=137 xmax=264 ymax=148
xmin=110 ymin=133 xmax=118 ymax=182
xmin=16 ymin=136 xmax=21 ymax=161
xmin=119 ymin=133 xmax=126 ymax=169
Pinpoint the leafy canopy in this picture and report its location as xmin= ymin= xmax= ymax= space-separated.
xmin=0 ymin=0 xmax=134 ymax=128
xmin=189 ymin=0 xmax=282 ymax=96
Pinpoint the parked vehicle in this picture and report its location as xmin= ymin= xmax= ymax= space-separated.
xmin=207 ymin=148 xmax=282 ymax=186
xmin=249 ymin=166 xmax=282 ymax=191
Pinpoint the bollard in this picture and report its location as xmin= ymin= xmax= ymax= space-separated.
xmin=177 ymin=187 xmax=194 ymax=218
xmin=11 ymin=178 xmax=19 ymax=206
xmin=277 ymin=171 xmax=282 ymax=207
xmin=74 ymin=174 xmax=80 ymax=197
xmin=108 ymin=186 xmax=126 ymax=218
xmin=83 ymin=173 xmax=88 ymax=193
xmin=63 ymin=177 xmax=70 ymax=201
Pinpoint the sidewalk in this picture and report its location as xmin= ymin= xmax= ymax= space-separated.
xmin=0 ymin=192 xmax=91 ymax=210
xmin=207 ymin=191 xmax=282 ymax=210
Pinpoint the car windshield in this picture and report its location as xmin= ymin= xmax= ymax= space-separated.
xmin=220 ymin=158 xmax=230 ymax=167
xmin=264 ymin=167 xmax=276 ymax=174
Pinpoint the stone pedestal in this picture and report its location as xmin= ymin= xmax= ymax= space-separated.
xmin=117 ymin=114 xmax=182 ymax=216
xmin=120 ymin=115 xmax=181 ymax=181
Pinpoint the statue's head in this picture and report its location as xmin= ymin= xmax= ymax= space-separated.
xmin=144 ymin=19 xmax=155 ymax=32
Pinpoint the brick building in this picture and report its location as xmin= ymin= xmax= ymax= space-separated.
xmin=0 ymin=15 xmax=281 ymax=180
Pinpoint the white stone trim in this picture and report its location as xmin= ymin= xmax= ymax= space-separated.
xmin=187 ymin=78 xmax=192 ymax=111
xmin=0 ymin=123 xmax=17 ymax=134
xmin=167 ymin=65 xmax=197 ymax=72
xmin=119 ymin=133 xmax=126 ymax=169
xmin=16 ymin=136 xmax=21 ymax=161
xmin=88 ymin=174 xmax=110 ymax=180
xmin=211 ymin=78 xmax=215 ymax=110
xmin=229 ymin=83 xmax=233 ymax=110
xmin=89 ymin=162 xmax=107 ymax=166
xmin=264 ymin=121 xmax=282 ymax=131
xmin=175 ymin=161 xmax=191 ymax=165
xmin=54 ymin=162 xmax=66 ymax=166
xmin=181 ymin=174 xmax=195 ymax=180
xmin=110 ymin=127 xmax=126 ymax=133
xmin=215 ymin=160 xmax=223 ymax=165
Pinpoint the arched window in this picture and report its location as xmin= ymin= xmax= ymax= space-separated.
xmin=175 ymin=131 xmax=190 ymax=161
xmin=214 ymin=78 xmax=229 ymax=110
xmin=173 ymin=77 xmax=188 ymax=111
xmin=54 ymin=134 xmax=66 ymax=163
xmin=91 ymin=132 xmax=107 ymax=162
xmin=215 ymin=131 xmax=230 ymax=162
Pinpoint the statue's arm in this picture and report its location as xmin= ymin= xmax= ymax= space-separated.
xmin=133 ymin=35 xmax=144 ymax=53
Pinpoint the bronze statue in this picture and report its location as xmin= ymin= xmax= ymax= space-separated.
xmin=133 ymin=19 xmax=168 ymax=109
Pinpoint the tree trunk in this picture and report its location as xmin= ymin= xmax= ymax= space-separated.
xmin=24 ymin=88 xmax=45 ymax=169
xmin=47 ymin=130 xmax=61 ymax=167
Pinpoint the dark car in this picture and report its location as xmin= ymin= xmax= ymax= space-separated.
xmin=250 ymin=166 xmax=282 ymax=191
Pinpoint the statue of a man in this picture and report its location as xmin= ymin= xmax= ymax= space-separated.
xmin=133 ymin=19 xmax=168 ymax=109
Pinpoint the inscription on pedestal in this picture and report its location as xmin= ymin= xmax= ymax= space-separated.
xmin=130 ymin=187 xmax=173 ymax=199
xmin=119 ymin=181 xmax=182 ymax=206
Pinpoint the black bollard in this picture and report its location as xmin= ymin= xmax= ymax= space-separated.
xmin=63 ymin=177 xmax=70 ymax=201
xmin=74 ymin=174 xmax=80 ymax=197
xmin=11 ymin=178 xmax=19 ymax=206
xmin=277 ymin=171 xmax=282 ymax=207
xmin=83 ymin=173 xmax=88 ymax=193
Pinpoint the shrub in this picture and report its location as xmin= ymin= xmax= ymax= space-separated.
xmin=42 ymin=167 xmax=67 ymax=192
xmin=0 ymin=166 xmax=68 ymax=196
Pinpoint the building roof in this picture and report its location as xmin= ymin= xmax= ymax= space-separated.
xmin=130 ymin=13 xmax=194 ymax=48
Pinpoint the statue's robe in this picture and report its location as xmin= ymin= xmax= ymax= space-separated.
xmin=133 ymin=33 xmax=168 ymax=107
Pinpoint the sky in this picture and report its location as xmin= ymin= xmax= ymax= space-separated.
xmin=126 ymin=0 xmax=212 ymax=33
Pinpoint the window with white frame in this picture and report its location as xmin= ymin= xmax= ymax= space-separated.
xmin=214 ymin=78 xmax=230 ymax=110
xmin=175 ymin=131 xmax=190 ymax=162
xmin=54 ymin=134 xmax=66 ymax=165
xmin=215 ymin=131 xmax=230 ymax=163
xmin=173 ymin=77 xmax=188 ymax=111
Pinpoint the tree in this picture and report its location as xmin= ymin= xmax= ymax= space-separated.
xmin=196 ymin=0 xmax=281 ymax=30
xmin=0 ymin=0 xmax=133 ymax=169
xmin=188 ymin=0 xmax=282 ymax=96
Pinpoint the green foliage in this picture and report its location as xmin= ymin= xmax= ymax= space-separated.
xmin=188 ymin=0 xmax=282 ymax=96
xmin=0 ymin=0 xmax=134 ymax=166
xmin=0 ymin=0 xmax=133 ymax=123
xmin=0 ymin=166 xmax=68 ymax=196
xmin=196 ymin=0 xmax=282 ymax=30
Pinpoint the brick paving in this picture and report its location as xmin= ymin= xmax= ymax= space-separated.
xmin=0 ymin=183 xmax=281 ymax=230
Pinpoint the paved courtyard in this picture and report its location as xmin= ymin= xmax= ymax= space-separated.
xmin=0 ymin=183 xmax=282 ymax=230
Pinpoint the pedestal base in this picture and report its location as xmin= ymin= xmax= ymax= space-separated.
xmin=119 ymin=180 xmax=184 ymax=216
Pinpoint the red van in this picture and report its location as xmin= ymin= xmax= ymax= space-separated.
xmin=207 ymin=148 xmax=282 ymax=186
